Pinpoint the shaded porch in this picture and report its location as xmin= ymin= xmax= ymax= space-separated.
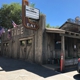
xmin=45 ymin=28 xmax=80 ymax=70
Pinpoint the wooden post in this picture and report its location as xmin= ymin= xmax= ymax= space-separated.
xmin=61 ymin=36 xmax=65 ymax=71
xmin=22 ymin=0 xmax=29 ymax=28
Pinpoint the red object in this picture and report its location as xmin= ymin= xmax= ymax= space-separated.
xmin=60 ymin=54 xmax=63 ymax=72
xmin=78 ymin=58 xmax=80 ymax=62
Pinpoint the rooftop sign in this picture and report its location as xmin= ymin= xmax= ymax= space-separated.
xmin=22 ymin=0 xmax=39 ymax=30
xmin=25 ymin=5 xmax=40 ymax=20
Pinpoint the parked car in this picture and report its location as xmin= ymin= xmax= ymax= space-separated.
xmin=77 ymin=58 xmax=80 ymax=73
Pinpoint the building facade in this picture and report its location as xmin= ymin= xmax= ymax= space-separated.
xmin=1 ymin=15 xmax=80 ymax=70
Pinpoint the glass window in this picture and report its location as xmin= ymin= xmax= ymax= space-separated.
xmin=0 ymin=40 xmax=1 ymax=43
xmin=3 ymin=43 xmax=6 ymax=46
xmin=6 ymin=43 xmax=9 ymax=46
xmin=27 ymin=39 xmax=32 ymax=45
xmin=20 ymin=39 xmax=32 ymax=46
xmin=3 ymin=43 xmax=9 ymax=47
xmin=20 ymin=40 xmax=26 ymax=46
xmin=55 ymin=42 xmax=61 ymax=49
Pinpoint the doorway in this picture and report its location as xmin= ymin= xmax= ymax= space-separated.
xmin=19 ymin=38 xmax=33 ymax=61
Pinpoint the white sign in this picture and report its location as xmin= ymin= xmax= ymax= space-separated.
xmin=25 ymin=5 xmax=40 ymax=20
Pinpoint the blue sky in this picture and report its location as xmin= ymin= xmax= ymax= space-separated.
xmin=0 ymin=0 xmax=80 ymax=27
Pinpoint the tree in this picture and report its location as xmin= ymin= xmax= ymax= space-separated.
xmin=46 ymin=23 xmax=60 ymax=28
xmin=52 ymin=26 xmax=60 ymax=28
xmin=0 ymin=3 xmax=22 ymax=29
xmin=29 ymin=3 xmax=35 ymax=8
xmin=46 ymin=24 xmax=51 ymax=28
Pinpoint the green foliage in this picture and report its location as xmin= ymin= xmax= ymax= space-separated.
xmin=0 ymin=3 xmax=22 ymax=28
xmin=29 ymin=3 xmax=35 ymax=8
xmin=46 ymin=24 xmax=50 ymax=28
xmin=46 ymin=23 xmax=60 ymax=28
xmin=29 ymin=3 xmax=43 ymax=15
xmin=52 ymin=26 xmax=60 ymax=28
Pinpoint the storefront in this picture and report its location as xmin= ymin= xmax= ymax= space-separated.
xmin=1 ymin=15 xmax=45 ymax=64
xmin=1 ymin=15 xmax=80 ymax=70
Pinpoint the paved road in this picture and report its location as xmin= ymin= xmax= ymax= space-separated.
xmin=0 ymin=56 xmax=80 ymax=80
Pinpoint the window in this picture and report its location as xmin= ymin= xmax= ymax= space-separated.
xmin=20 ymin=39 xmax=32 ymax=46
xmin=55 ymin=41 xmax=61 ymax=49
xmin=27 ymin=39 xmax=32 ymax=45
xmin=6 ymin=43 xmax=9 ymax=46
xmin=0 ymin=39 xmax=1 ymax=43
xmin=3 ymin=43 xmax=6 ymax=46
xmin=3 ymin=43 xmax=9 ymax=47
xmin=20 ymin=40 xmax=26 ymax=46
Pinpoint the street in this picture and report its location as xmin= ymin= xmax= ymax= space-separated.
xmin=0 ymin=57 xmax=80 ymax=80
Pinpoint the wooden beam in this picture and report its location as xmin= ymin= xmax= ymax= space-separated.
xmin=61 ymin=36 xmax=65 ymax=71
xmin=19 ymin=36 xmax=33 ymax=41
xmin=60 ymin=33 xmax=80 ymax=39
xmin=46 ymin=28 xmax=65 ymax=34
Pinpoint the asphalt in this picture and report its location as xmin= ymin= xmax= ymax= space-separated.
xmin=0 ymin=56 xmax=60 ymax=80
xmin=0 ymin=56 xmax=78 ymax=80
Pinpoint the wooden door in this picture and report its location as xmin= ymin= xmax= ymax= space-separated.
xmin=20 ymin=40 xmax=26 ymax=59
xmin=20 ymin=39 xmax=33 ymax=61
xmin=25 ymin=39 xmax=32 ymax=61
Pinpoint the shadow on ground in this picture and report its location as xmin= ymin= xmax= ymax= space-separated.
xmin=57 ymin=65 xmax=77 ymax=73
xmin=0 ymin=56 xmax=60 ymax=78
xmin=73 ymin=74 xmax=80 ymax=80
xmin=0 ymin=56 xmax=79 ymax=78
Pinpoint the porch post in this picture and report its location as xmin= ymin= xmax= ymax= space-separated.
xmin=61 ymin=36 xmax=65 ymax=71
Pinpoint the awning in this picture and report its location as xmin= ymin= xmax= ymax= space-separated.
xmin=46 ymin=28 xmax=65 ymax=34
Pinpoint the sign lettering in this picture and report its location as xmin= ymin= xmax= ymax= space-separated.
xmin=12 ymin=27 xmax=24 ymax=36
xmin=25 ymin=5 xmax=40 ymax=20
xmin=27 ymin=23 xmax=36 ymax=28
xmin=22 ymin=0 xmax=39 ymax=30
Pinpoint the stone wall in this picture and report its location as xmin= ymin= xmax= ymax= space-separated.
xmin=1 ymin=15 xmax=46 ymax=64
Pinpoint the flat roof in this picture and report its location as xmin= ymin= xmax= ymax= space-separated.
xmin=46 ymin=28 xmax=80 ymax=39
xmin=46 ymin=28 xmax=65 ymax=34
